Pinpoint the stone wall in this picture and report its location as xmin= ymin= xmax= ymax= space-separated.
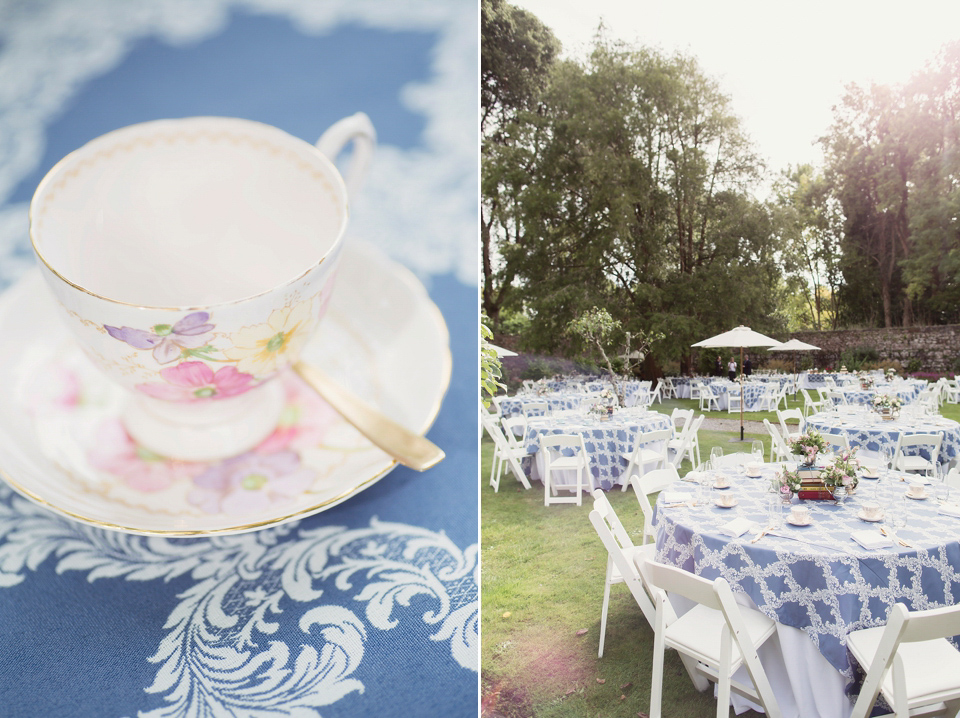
xmin=773 ymin=325 xmax=960 ymax=373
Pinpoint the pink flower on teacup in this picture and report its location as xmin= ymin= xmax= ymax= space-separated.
xmin=105 ymin=311 xmax=215 ymax=364
xmin=188 ymin=450 xmax=315 ymax=515
xmin=135 ymin=361 xmax=256 ymax=402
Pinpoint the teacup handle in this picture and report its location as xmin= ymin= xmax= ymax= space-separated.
xmin=316 ymin=112 xmax=376 ymax=197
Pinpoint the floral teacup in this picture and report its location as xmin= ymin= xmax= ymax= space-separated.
xmin=30 ymin=115 xmax=375 ymax=460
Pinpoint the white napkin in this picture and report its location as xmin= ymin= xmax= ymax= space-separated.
xmin=718 ymin=517 xmax=753 ymax=538
xmin=660 ymin=492 xmax=689 ymax=505
xmin=851 ymin=530 xmax=893 ymax=549
xmin=938 ymin=503 xmax=960 ymax=518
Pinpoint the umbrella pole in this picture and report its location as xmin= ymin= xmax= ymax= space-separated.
xmin=740 ymin=345 xmax=745 ymax=442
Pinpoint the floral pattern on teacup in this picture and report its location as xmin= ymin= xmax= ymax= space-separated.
xmin=223 ymin=300 xmax=314 ymax=376
xmin=135 ymin=361 xmax=256 ymax=401
xmin=105 ymin=311 xmax=215 ymax=364
xmin=102 ymin=297 xmax=319 ymax=401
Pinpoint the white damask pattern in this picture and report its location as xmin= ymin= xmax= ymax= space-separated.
xmin=0 ymin=484 xmax=478 ymax=716
xmin=0 ymin=0 xmax=478 ymax=287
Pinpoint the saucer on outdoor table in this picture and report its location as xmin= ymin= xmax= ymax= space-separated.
xmin=786 ymin=515 xmax=812 ymax=527
xmin=905 ymin=491 xmax=929 ymax=500
xmin=745 ymin=471 xmax=762 ymax=478
xmin=0 ymin=243 xmax=450 ymax=535
xmin=714 ymin=497 xmax=738 ymax=508
xmin=860 ymin=471 xmax=880 ymax=479
xmin=857 ymin=509 xmax=884 ymax=523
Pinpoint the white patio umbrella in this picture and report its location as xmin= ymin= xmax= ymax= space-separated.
xmin=490 ymin=343 xmax=517 ymax=357
xmin=694 ymin=326 xmax=781 ymax=441
xmin=768 ymin=339 xmax=821 ymax=391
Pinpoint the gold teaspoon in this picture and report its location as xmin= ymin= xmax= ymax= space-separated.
xmin=293 ymin=361 xmax=445 ymax=472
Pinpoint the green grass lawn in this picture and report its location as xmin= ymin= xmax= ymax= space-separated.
xmin=481 ymin=395 xmax=960 ymax=717
xmin=480 ymin=425 xmax=769 ymax=718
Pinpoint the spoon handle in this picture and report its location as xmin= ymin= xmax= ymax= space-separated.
xmin=293 ymin=361 xmax=445 ymax=472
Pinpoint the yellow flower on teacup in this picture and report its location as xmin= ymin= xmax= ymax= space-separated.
xmin=223 ymin=299 xmax=315 ymax=377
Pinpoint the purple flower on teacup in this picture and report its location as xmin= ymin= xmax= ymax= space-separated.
xmin=188 ymin=449 xmax=314 ymax=515
xmin=105 ymin=311 xmax=215 ymax=364
xmin=135 ymin=361 xmax=256 ymax=401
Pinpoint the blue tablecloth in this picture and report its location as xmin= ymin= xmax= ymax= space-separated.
xmin=655 ymin=466 xmax=960 ymax=682
xmin=523 ymin=410 xmax=672 ymax=490
xmin=806 ymin=413 xmax=960 ymax=466
xmin=0 ymin=3 xmax=478 ymax=716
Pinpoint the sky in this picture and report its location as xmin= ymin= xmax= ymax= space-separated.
xmin=510 ymin=0 xmax=960 ymax=185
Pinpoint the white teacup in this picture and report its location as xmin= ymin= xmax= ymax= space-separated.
xmin=30 ymin=115 xmax=375 ymax=460
xmin=789 ymin=505 xmax=810 ymax=524
xmin=908 ymin=480 xmax=927 ymax=498
xmin=861 ymin=502 xmax=883 ymax=520
xmin=746 ymin=462 xmax=762 ymax=476
xmin=716 ymin=494 xmax=736 ymax=507
xmin=714 ymin=475 xmax=730 ymax=489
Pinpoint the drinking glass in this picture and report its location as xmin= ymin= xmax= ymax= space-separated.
xmin=766 ymin=493 xmax=784 ymax=529
xmin=710 ymin=447 xmax=724 ymax=468
xmin=751 ymin=440 xmax=764 ymax=463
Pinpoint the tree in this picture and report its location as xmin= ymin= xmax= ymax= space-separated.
xmin=481 ymin=0 xmax=559 ymax=330
xmin=565 ymin=307 xmax=662 ymax=404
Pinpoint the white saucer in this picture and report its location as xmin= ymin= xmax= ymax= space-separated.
xmin=746 ymin=472 xmax=762 ymax=479
xmin=714 ymin=483 xmax=731 ymax=490
xmin=857 ymin=510 xmax=883 ymax=522
xmin=860 ymin=473 xmax=879 ymax=480
xmin=0 ymin=242 xmax=450 ymax=535
xmin=905 ymin=491 xmax=929 ymax=500
xmin=715 ymin=498 xmax=738 ymax=508
xmin=786 ymin=516 xmax=812 ymax=527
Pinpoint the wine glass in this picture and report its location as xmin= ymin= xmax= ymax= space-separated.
xmin=751 ymin=440 xmax=765 ymax=464
xmin=709 ymin=447 xmax=724 ymax=471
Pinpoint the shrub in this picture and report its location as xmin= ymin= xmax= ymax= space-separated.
xmin=906 ymin=358 xmax=923 ymax=374
xmin=839 ymin=346 xmax=879 ymax=372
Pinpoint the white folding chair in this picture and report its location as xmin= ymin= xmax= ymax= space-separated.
xmin=753 ymin=385 xmax=778 ymax=412
xmin=727 ymin=388 xmax=742 ymax=414
xmin=763 ymin=419 xmax=790 ymax=463
xmin=801 ymin=388 xmax=826 ymax=418
xmin=700 ymin=383 xmax=721 ymax=412
xmin=522 ymin=400 xmax=549 ymax=418
xmin=481 ymin=412 xmax=531 ymax=491
xmin=629 ymin=467 xmax=681 ymax=546
xmin=648 ymin=383 xmax=663 ymax=405
xmin=539 ymin=433 xmax=591 ymax=506
xmin=669 ymin=408 xmax=694 ymax=441
xmin=589 ymin=491 xmax=658 ymax=658
xmin=848 ymin=602 xmax=960 ymax=718
xmin=669 ymin=415 xmax=704 ymax=471
xmin=643 ymin=560 xmax=782 ymax=718
xmin=822 ymin=432 xmax=851 ymax=452
xmin=776 ymin=408 xmax=805 ymax=442
xmin=893 ymin=433 xmax=943 ymax=476
xmin=620 ymin=428 xmax=672 ymax=490
xmin=661 ymin=377 xmax=676 ymax=400
xmin=826 ymin=389 xmax=848 ymax=407
xmin=689 ymin=380 xmax=702 ymax=403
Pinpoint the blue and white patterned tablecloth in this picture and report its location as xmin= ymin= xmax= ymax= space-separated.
xmin=800 ymin=373 xmax=858 ymax=389
xmin=523 ymin=411 xmax=672 ymax=490
xmin=806 ymin=413 xmax=960 ymax=467
xmin=654 ymin=467 xmax=960 ymax=685
xmin=0 ymin=2 xmax=478 ymax=716
xmin=835 ymin=387 xmax=922 ymax=406
xmin=498 ymin=393 xmax=587 ymax=417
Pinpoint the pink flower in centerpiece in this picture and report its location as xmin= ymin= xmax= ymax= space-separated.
xmin=188 ymin=450 xmax=315 ymax=515
xmin=136 ymin=361 xmax=255 ymax=401
xmin=88 ymin=419 xmax=204 ymax=492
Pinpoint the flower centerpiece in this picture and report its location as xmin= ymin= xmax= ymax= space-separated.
xmin=771 ymin=466 xmax=802 ymax=501
xmin=787 ymin=430 xmax=829 ymax=466
xmin=535 ymin=378 xmax=549 ymax=396
xmin=872 ymin=393 xmax=903 ymax=420
xmin=819 ymin=448 xmax=861 ymax=493
xmin=858 ymin=371 xmax=875 ymax=390
xmin=885 ymin=367 xmax=897 ymax=381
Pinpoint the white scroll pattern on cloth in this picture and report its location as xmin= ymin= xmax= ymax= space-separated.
xmin=0 ymin=485 xmax=479 ymax=716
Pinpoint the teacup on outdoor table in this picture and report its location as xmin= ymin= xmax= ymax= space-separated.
xmin=746 ymin=461 xmax=762 ymax=477
xmin=789 ymin=505 xmax=811 ymax=525
xmin=907 ymin=480 xmax=928 ymax=499
xmin=714 ymin=475 xmax=730 ymax=489
xmin=30 ymin=115 xmax=374 ymax=461
xmin=861 ymin=501 xmax=883 ymax=521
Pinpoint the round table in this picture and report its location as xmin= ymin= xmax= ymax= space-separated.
xmin=806 ymin=411 xmax=960 ymax=467
xmin=654 ymin=464 xmax=960 ymax=718
xmin=523 ymin=409 xmax=672 ymax=490
xmin=498 ymin=393 xmax=588 ymax=417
